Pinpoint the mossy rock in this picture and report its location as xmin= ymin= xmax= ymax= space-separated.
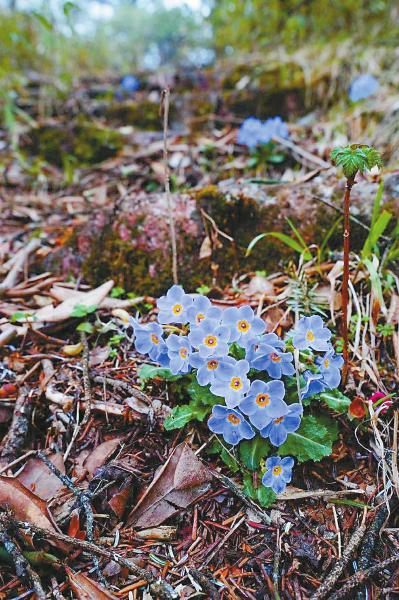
xmin=27 ymin=121 xmax=124 ymax=167
xmin=105 ymin=99 xmax=176 ymax=130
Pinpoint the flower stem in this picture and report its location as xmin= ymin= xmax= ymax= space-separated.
xmin=342 ymin=178 xmax=354 ymax=379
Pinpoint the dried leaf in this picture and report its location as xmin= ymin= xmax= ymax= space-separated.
xmin=199 ymin=236 xmax=212 ymax=259
xmin=246 ymin=275 xmax=275 ymax=298
xmin=66 ymin=568 xmax=117 ymax=600
xmin=17 ymin=453 xmax=65 ymax=501
xmin=127 ymin=442 xmax=212 ymax=528
xmin=83 ymin=438 xmax=123 ymax=479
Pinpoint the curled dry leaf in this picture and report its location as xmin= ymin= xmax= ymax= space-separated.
xmin=83 ymin=437 xmax=124 ymax=479
xmin=62 ymin=342 xmax=84 ymax=356
xmin=66 ymin=567 xmax=118 ymax=600
xmin=127 ymin=442 xmax=212 ymax=528
xmin=0 ymin=476 xmax=68 ymax=551
xmin=17 ymin=452 xmax=66 ymax=501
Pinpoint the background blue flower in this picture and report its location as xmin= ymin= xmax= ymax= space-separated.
xmin=186 ymin=295 xmax=222 ymax=326
xmin=262 ymin=456 xmax=294 ymax=494
xmin=301 ymin=371 xmax=327 ymax=399
xmin=188 ymin=319 xmax=230 ymax=357
xmin=259 ymin=116 xmax=289 ymax=142
xmin=239 ymin=379 xmax=288 ymax=429
xmin=248 ymin=340 xmax=294 ymax=378
xmin=131 ymin=319 xmax=166 ymax=362
xmin=237 ymin=116 xmax=289 ymax=148
xmin=222 ymin=305 xmax=265 ymax=347
xmin=316 ymin=350 xmax=344 ymax=388
xmin=292 ymin=315 xmax=331 ymax=351
xmin=208 ymin=404 xmax=255 ymax=446
xmin=210 ymin=359 xmax=250 ymax=407
xmin=190 ymin=353 xmax=235 ymax=386
xmin=260 ymin=403 xmax=303 ymax=446
xmin=166 ymin=334 xmax=192 ymax=374
xmin=349 ymin=74 xmax=379 ymax=102
xmin=157 ymin=285 xmax=193 ymax=324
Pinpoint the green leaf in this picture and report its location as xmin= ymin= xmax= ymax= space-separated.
xmin=364 ymin=257 xmax=386 ymax=311
xmin=138 ymin=364 xmax=180 ymax=383
xmin=239 ymin=436 xmax=270 ymax=470
xmin=278 ymin=414 xmax=338 ymax=462
xmin=164 ymin=403 xmax=209 ymax=430
xmin=76 ymin=321 xmax=94 ymax=333
xmin=187 ymin=380 xmax=222 ymax=406
xmin=32 ymin=11 xmax=54 ymax=31
xmin=361 ymin=210 xmax=392 ymax=259
xmin=331 ymin=145 xmax=383 ymax=180
xmin=319 ymin=389 xmax=351 ymax=413
xmin=243 ymin=472 xmax=276 ymax=507
xmin=206 ymin=439 xmax=240 ymax=472
xmin=246 ymin=232 xmax=312 ymax=260
xmin=71 ymin=304 xmax=97 ymax=318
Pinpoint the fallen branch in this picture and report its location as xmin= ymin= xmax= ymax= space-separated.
xmin=0 ymin=387 xmax=32 ymax=469
xmin=212 ymin=470 xmax=271 ymax=525
xmin=328 ymin=555 xmax=399 ymax=600
xmin=310 ymin=510 xmax=367 ymax=600
xmin=0 ymin=239 xmax=41 ymax=294
xmin=0 ymin=513 xmax=46 ymax=600
xmin=79 ymin=331 xmax=92 ymax=430
xmin=15 ymin=519 xmax=176 ymax=599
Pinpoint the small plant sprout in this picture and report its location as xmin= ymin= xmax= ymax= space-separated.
xmin=131 ymin=285 xmax=346 ymax=503
xmin=330 ymin=144 xmax=383 ymax=376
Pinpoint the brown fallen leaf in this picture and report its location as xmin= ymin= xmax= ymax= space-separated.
xmin=66 ymin=567 xmax=118 ymax=600
xmin=17 ymin=452 xmax=66 ymax=501
xmin=83 ymin=437 xmax=124 ymax=479
xmin=0 ymin=476 xmax=68 ymax=550
xmin=127 ymin=442 xmax=212 ymax=528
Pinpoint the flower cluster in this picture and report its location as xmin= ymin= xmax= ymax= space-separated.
xmin=237 ymin=116 xmax=289 ymax=149
xmin=131 ymin=286 xmax=343 ymax=495
xmin=349 ymin=74 xmax=379 ymax=102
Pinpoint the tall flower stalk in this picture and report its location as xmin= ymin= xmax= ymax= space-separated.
xmin=331 ymin=144 xmax=382 ymax=377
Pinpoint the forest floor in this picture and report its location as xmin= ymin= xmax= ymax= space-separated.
xmin=0 ymin=68 xmax=399 ymax=599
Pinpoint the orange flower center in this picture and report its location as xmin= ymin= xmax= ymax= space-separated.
xmin=207 ymin=359 xmax=218 ymax=370
xmin=196 ymin=312 xmax=205 ymax=324
xmin=227 ymin=413 xmax=241 ymax=425
xmin=172 ymin=303 xmax=183 ymax=315
xmin=256 ymin=393 xmax=270 ymax=407
xmin=306 ymin=330 xmax=315 ymax=342
xmin=204 ymin=335 xmax=217 ymax=347
xmin=151 ymin=334 xmax=159 ymax=345
xmin=272 ymin=466 xmax=282 ymax=476
xmin=270 ymin=352 xmax=281 ymax=363
xmin=230 ymin=377 xmax=243 ymax=391
xmin=238 ymin=319 xmax=250 ymax=332
xmin=274 ymin=416 xmax=284 ymax=424
xmin=179 ymin=348 xmax=188 ymax=359
xmin=324 ymin=358 xmax=330 ymax=368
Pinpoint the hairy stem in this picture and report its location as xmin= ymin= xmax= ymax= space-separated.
xmin=162 ymin=87 xmax=178 ymax=285
xmin=342 ymin=179 xmax=354 ymax=379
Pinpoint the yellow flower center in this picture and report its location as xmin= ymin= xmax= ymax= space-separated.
xmin=204 ymin=335 xmax=217 ymax=347
xmin=324 ymin=358 xmax=330 ymax=368
xmin=230 ymin=377 xmax=243 ymax=391
xmin=256 ymin=393 xmax=270 ymax=407
xmin=172 ymin=303 xmax=183 ymax=315
xmin=270 ymin=352 xmax=281 ymax=363
xmin=207 ymin=359 xmax=218 ymax=371
xmin=272 ymin=466 xmax=282 ymax=476
xmin=151 ymin=334 xmax=160 ymax=345
xmin=227 ymin=413 xmax=241 ymax=425
xmin=306 ymin=330 xmax=315 ymax=342
xmin=238 ymin=319 xmax=250 ymax=332
xmin=274 ymin=416 xmax=284 ymax=424
xmin=196 ymin=312 xmax=205 ymax=324
xmin=179 ymin=348 xmax=188 ymax=359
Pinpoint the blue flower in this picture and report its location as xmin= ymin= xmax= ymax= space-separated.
xmin=262 ymin=456 xmax=294 ymax=494
xmin=247 ymin=335 xmax=294 ymax=378
xmin=186 ymin=295 xmax=222 ymax=327
xmin=221 ymin=305 xmax=265 ymax=347
xmin=349 ymin=74 xmax=379 ymax=102
xmin=301 ymin=371 xmax=327 ymax=399
xmin=316 ymin=349 xmax=344 ymax=388
xmin=190 ymin=353 xmax=235 ymax=386
xmin=165 ymin=334 xmax=192 ymax=375
xmin=259 ymin=116 xmax=289 ymax=143
xmin=210 ymin=359 xmax=250 ymax=408
xmin=131 ymin=319 xmax=166 ymax=362
xmin=239 ymin=380 xmax=288 ymax=430
xmin=121 ymin=75 xmax=140 ymax=92
xmin=237 ymin=117 xmax=263 ymax=149
xmin=188 ymin=319 xmax=230 ymax=358
xmin=292 ymin=315 xmax=332 ymax=351
xmin=208 ymin=405 xmax=255 ymax=446
xmin=157 ymin=285 xmax=193 ymax=324
xmin=260 ymin=403 xmax=303 ymax=446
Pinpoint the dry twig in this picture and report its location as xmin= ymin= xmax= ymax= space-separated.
xmin=0 ymin=387 xmax=32 ymax=469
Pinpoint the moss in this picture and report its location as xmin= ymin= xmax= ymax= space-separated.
xmin=28 ymin=121 xmax=124 ymax=167
xmin=105 ymin=99 xmax=176 ymax=130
